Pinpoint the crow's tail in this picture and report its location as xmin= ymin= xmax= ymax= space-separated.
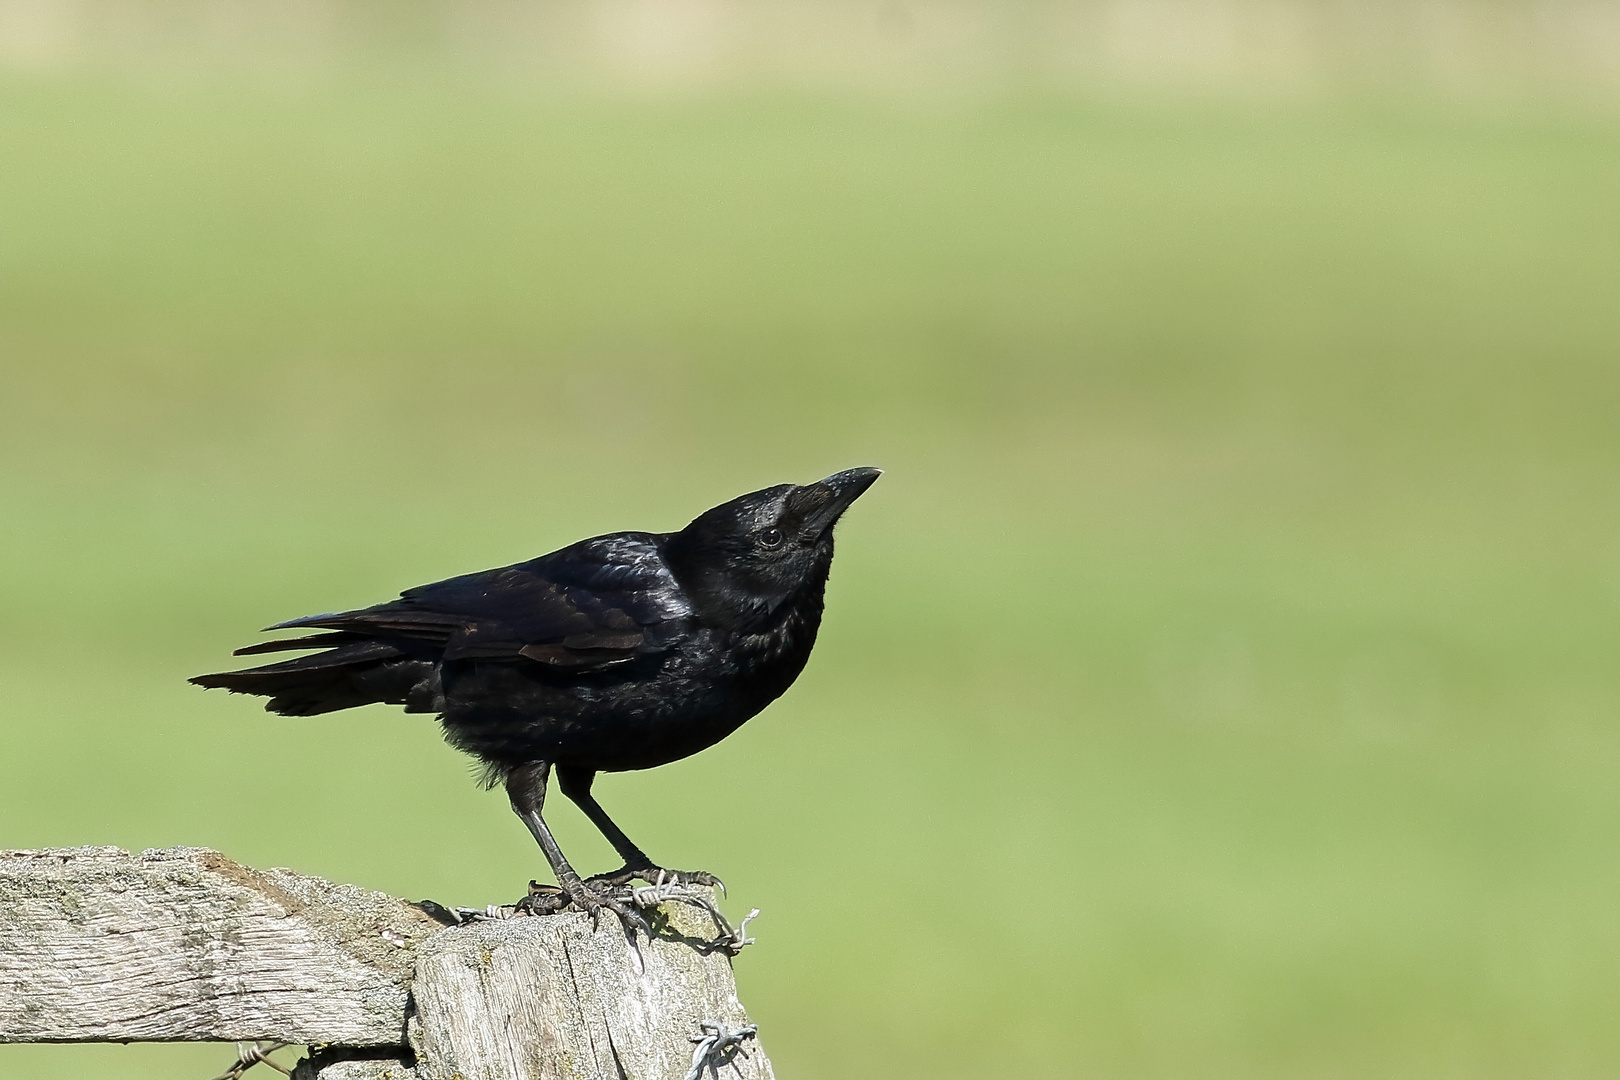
xmin=190 ymin=634 xmax=441 ymax=717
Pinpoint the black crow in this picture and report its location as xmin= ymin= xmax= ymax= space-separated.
xmin=192 ymin=468 xmax=880 ymax=928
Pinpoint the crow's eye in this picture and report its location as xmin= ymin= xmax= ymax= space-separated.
xmin=760 ymin=527 xmax=785 ymax=549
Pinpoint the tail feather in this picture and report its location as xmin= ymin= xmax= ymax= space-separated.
xmin=191 ymin=640 xmax=442 ymax=717
xmin=232 ymin=631 xmax=367 ymax=656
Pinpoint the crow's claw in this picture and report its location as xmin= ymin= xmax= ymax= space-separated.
xmin=587 ymin=865 xmax=724 ymax=893
xmin=504 ymin=878 xmax=648 ymax=935
xmin=560 ymin=877 xmax=651 ymax=937
xmin=512 ymin=880 xmax=569 ymax=916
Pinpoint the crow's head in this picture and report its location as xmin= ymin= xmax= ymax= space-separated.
xmin=667 ymin=467 xmax=880 ymax=628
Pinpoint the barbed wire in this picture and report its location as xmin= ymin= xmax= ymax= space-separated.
xmin=683 ymin=1019 xmax=759 ymax=1080
xmin=206 ymin=1041 xmax=294 ymax=1080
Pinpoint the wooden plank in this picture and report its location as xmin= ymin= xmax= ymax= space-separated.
xmin=0 ymin=847 xmax=439 ymax=1045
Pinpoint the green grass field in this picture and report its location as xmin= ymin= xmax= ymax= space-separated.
xmin=2 ymin=71 xmax=1619 ymax=1078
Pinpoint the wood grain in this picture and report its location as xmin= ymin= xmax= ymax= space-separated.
xmin=0 ymin=846 xmax=439 ymax=1045
xmin=0 ymin=847 xmax=774 ymax=1080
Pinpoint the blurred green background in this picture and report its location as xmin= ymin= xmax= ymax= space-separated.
xmin=3 ymin=1 xmax=1620 ymax=1077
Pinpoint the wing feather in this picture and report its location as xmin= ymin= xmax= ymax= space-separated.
xmin=253 ymin=533 xmax=688 ymax=671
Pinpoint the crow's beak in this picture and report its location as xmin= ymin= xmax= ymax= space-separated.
xmin=797 ymin=467 xmax=882 ymax=539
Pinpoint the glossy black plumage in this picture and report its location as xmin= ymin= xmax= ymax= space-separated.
xmin=192 ymin=468 xmax=879 ymax=927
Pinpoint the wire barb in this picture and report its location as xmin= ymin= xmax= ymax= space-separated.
xmin=718 ymin=908 xmax=760 ymax=955
xmin=682 ymin=1020 xmax=759 ymax=1080
xmin=629 ymin=869 xmax=686 ymax=908
xmin=619 ymin=872 xmax=758 ymax=955
xmin=206 ymin=1041 xmax=294 ymax=1080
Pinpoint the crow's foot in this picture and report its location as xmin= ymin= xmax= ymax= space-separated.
xmin=513 ymin=880 xmax=569 ymax=916
xmin=586 ymin=865 xmax=724 ymax=893
xmin=528 ymin=876 xmax=650 ymax=936
xmin=495 ymin=874 xmax=752 ymax=953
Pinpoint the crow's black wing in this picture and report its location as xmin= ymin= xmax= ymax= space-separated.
xmin=251 ymin=533 xmax=690 ymax=671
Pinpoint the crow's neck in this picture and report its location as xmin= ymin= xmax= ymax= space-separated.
xmin=664 ymin=541 xmax=831 ymax=677
xmin=730 ymin=583 xmax=825 ymax=678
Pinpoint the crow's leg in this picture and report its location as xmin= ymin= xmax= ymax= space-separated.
xmin=556 ymin=765 xmax=723 ymax=890
xmin=505 ymin=761 xmax=649 ymax=934
xmin=555 ymin=766 xmax=650 ymax=867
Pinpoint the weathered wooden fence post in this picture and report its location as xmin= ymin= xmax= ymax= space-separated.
xmin=0 ymin=847 xmax=774 ymax=1080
